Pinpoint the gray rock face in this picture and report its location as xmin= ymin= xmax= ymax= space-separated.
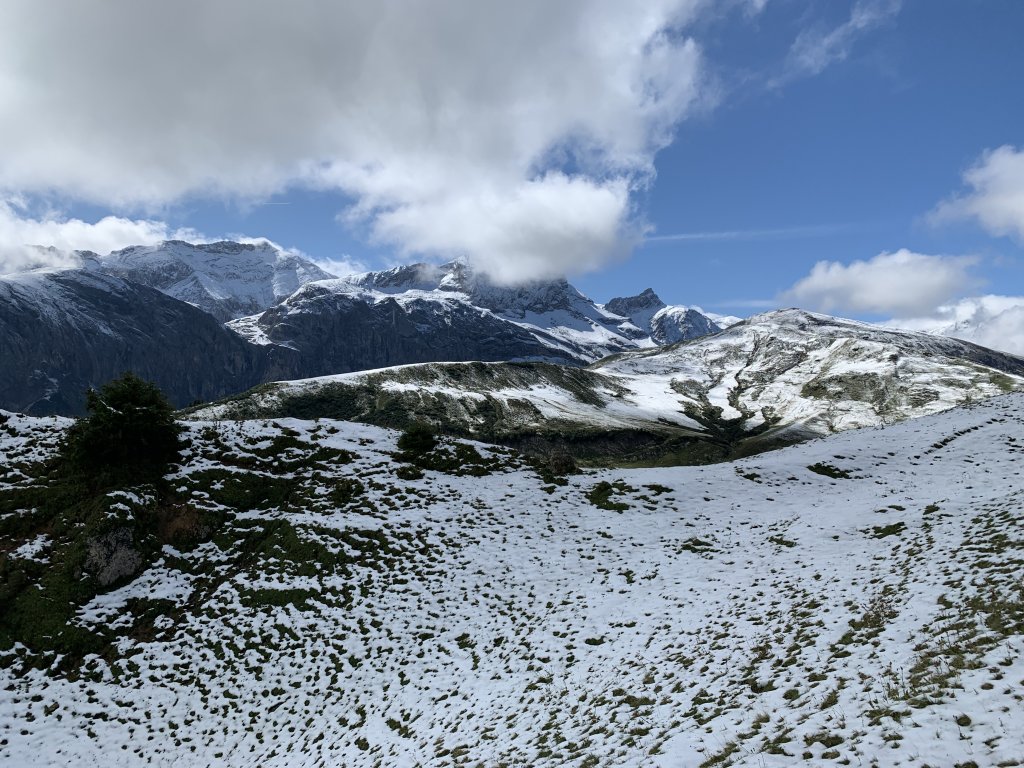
xmin=650 ymin=307 xmax=721 ymax=345
xmin=0 ymin=269 xmax=289 ymax=415
xmin=84 ymin=527 xmax=143 ymax=587
xmin=249 ymin=284 xmax=579 ymax=378
xmin=605 ymin=288 xmax=665 ymax=319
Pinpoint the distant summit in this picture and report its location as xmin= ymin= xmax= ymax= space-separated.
xmin=605 ymin=288 xmax=721 ymax=344
xmin=88 ymin=240 xmax=334 ymax=322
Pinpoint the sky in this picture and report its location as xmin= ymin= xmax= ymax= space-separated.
xmin=0 ymin=0 xmax=1023 ymax=345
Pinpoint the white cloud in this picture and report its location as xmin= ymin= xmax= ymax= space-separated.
xmin=232 ymin=236 xmax=364 ymax=279
xmin=782 ymin=249 xmax=979 ymax=316
xmin=0 ymin=1 xmax=709 ymax=284
xmin=886 ymin=295 xmax=1024 ymax=357
xmin=0 ymin=200 xmax=201 ymax=273
xmin=931 ymin=145 xmax=1024 ymax=241
xmin=777 ymin=0 xmax=901 ymax=84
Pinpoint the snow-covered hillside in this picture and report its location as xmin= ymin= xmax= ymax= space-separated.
xmin=89 ymin=240 xmax=335 ymax=321
xmin=196 ymin=308 xmax=1024 ymax=463
xmin=0 ymin=268 xmax=273 ymax=414
xmin=2 ymin=393 xmax=1023 ymax=766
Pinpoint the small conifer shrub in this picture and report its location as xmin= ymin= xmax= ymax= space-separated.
xmin=61 ymin=372 xmax=185 ymax=487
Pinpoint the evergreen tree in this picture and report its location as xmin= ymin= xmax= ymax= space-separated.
xmin=62 ymin=372 xmax=185 ymax=486
xmin=397 ymin=422 xmax=437 ymax=456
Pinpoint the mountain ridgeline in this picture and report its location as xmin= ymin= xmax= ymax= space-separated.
xmin=3 ymin=240 xmax=1023 ymax=466
xmin=0 ymin=241 xmax=721 ymax=416
xmin=193 ymin=309 xmax=1024 ymax=465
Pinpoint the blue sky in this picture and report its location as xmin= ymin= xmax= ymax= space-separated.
xmin=601 ymin=0 xmax=1024 ymax=317
xmin=1 ymin=0 xmax=1023 ymax=329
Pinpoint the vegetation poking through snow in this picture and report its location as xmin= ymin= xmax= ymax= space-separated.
xmin=0 ymin=393 xmax=1023 ymax=766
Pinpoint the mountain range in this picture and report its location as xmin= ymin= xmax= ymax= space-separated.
xmin=2 ymin=239 xmax=1023 ymax=465
xmin=0 ymin=241 xmax=724 ymax=415
xmin=196 ymin=308 xmax=1024 ymax=464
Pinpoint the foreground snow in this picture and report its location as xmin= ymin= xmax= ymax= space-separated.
xmin=1 ymin=395 xmax=1023 ymax=766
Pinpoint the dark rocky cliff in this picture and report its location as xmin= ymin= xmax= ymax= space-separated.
xmin=250 ymin=287 xmax=580 ymax=377
xmin=0 ymin=270 xmax=289 ymax=415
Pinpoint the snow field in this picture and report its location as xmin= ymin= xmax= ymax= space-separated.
xmin=0 ymin=396 xmax=1023 ymax=766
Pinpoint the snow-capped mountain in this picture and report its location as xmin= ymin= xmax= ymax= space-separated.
xmin=0 ymin=251 xmax=725 ymax=415
xmin=0 ymin=268 xmax=282 ymax=414
xmin=4 ymin=391 xmax=1024 ymax=766
xmin=198 ymin=308 xmax=1024 ymax=463
xmin=230 ymin=260 xmax=722 ymax=367
xmin=88 ymin=240 xmax=335 ymax=322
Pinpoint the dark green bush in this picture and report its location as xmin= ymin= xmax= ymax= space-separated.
xmin=61 ymin=373 xmax=185 ymax=487
xmin=397 ymin=423 xmax=437 ymax=456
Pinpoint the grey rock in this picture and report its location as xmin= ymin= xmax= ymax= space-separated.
xmin=84 ymin=527 xmax=143 ymax=587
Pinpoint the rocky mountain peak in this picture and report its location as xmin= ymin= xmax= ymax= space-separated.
xmin=347 ymin=260 xmax=586 ymax=318
xmin=605 ymin=288 xmax=666 ymax=317
xmin=92 ymin=240 xmax=335 ymax=321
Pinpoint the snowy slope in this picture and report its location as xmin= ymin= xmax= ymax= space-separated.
xmin=195 ymin=309 xmax=1024 ymax=462
xmin=0 ymin=268 xmax=276 ymax=414
xmin=90 ymin=240 xmax=335 ymax=321
xmin=2 ymin=394 xmax=1023 ymax=766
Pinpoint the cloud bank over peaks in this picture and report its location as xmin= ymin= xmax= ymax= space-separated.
xmin=886 ymin=295 xmax=1024 ymax=357
xmin=0 ymin=200 xmax=203 ymax=274
xmin=782 ymin=249 xmax=979 ymax=316
xmin=0 ymin=0 xmax=711 ymax=284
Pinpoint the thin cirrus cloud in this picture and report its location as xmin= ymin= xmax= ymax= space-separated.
xmin=781 ymin=249 xmax=980 ymax=316
xmin=773 ymin=0 xmax=901 ymax=85
xmin=930 ymin=145 xmax=1024 ymax=241
xmin=645 ymin=223 xmax=853 ymax=243
xmin=0 ymin=0 xmax=714 ymax=284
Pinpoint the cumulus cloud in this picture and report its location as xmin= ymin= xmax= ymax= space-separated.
xmin=777 ymin=0 xmax=901 ymax=84
xmin=0 ymin=1 xmax=710 ymax=284
xmin=931 ymin=145 xmax=1024 ymax=241
xmin=232 ymin=236 xmax=363 ymax=279
xmin=0 ymin=200 xmax=201 ymax=274
xmin=886 ymin=295 xmax=1024 ymax=356
xmin=782 ymin=249 xmax=979 ymax=316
